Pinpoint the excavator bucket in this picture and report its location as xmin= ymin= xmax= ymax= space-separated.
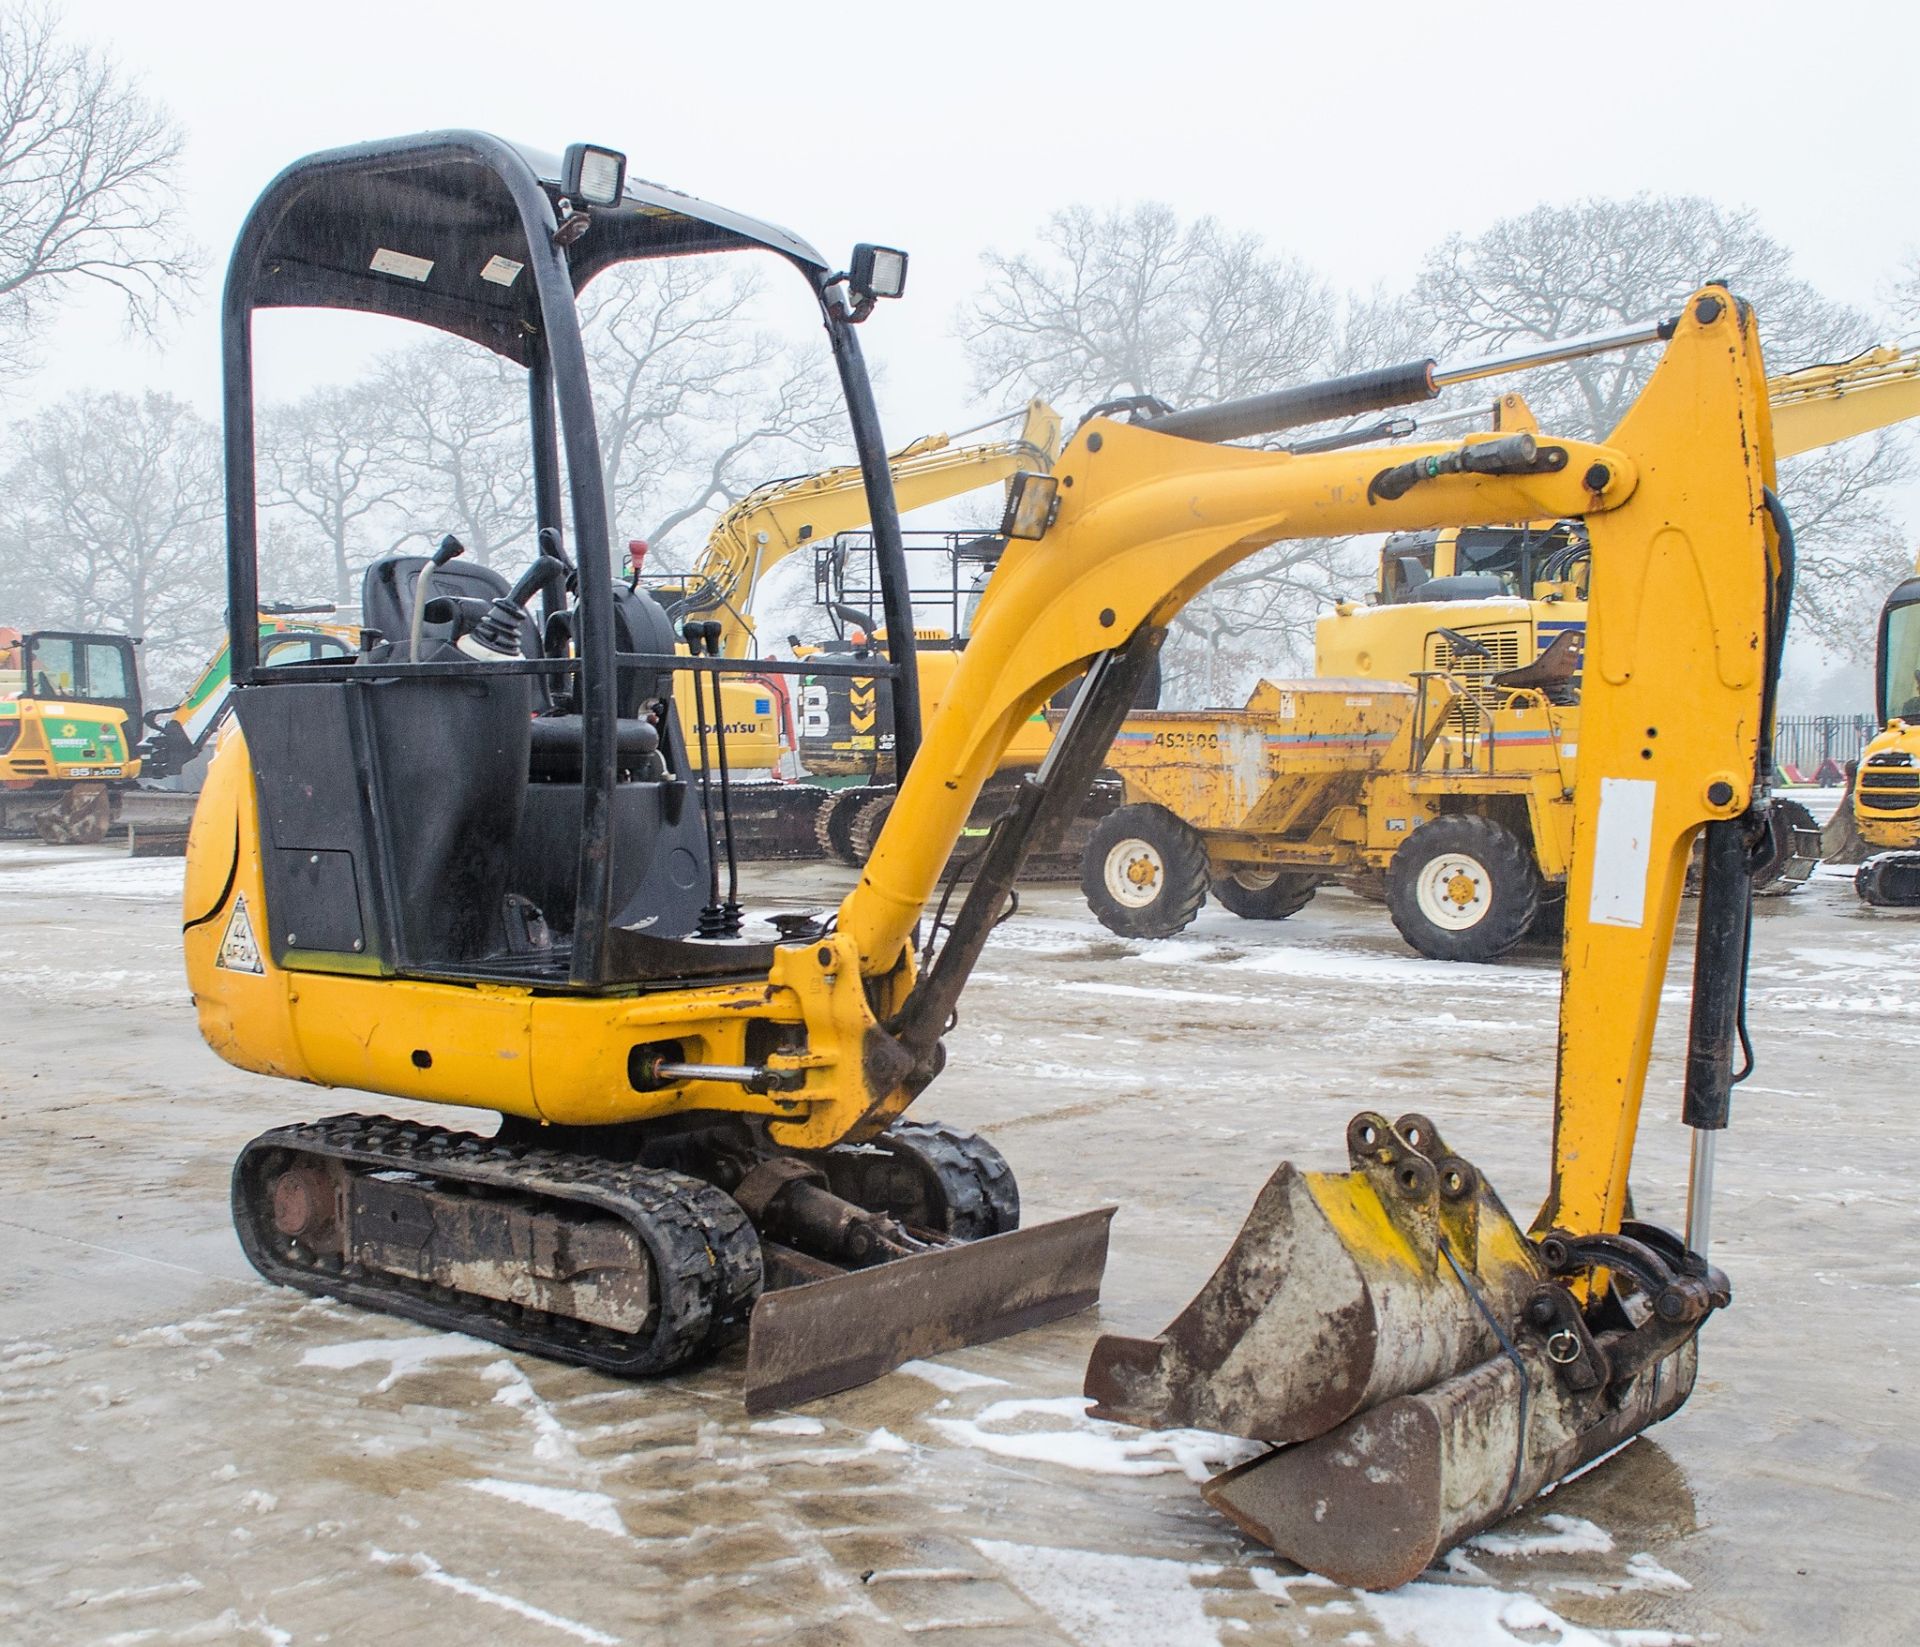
xmin=744 ymin=1208 xmax=1114 ymax=1412
xmin=1085 ymin=1113 xmax=1713 ymax=1589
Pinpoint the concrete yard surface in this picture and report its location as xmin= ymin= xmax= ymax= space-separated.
xmin=0 ymin=833 xmax=1912 ymax=1646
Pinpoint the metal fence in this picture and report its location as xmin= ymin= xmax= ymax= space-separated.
xmin=1774 ymin=713 xmax=1878 ymax=778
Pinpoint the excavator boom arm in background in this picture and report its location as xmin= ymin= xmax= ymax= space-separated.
xmin=666 ymin=398 xmax=1064 ymax=656
xmin=1768 ymin=344 xmax=1920 ymax=459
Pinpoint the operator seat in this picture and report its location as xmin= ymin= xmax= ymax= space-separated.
xmin=360 ymin=553 xmax=542 ymax=666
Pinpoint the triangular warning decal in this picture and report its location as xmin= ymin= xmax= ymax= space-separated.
xmin=217 ymin=894 xmax=265 ymax=974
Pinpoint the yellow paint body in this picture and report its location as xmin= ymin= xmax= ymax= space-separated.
xmin=1855 ymin=720 xmax=1920 ymax=850
xmin=187 ymin=293 xmax=1776 ymax=1237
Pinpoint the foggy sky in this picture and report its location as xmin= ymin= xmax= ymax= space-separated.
xmin=32 ymin=0 xmax=1919 ymax=451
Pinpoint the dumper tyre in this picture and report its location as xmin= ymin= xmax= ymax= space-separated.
xmin=1213 ymin=868 xmax=1318 ymax=921
xmin=1082 ymin=803 xmax=1211 ymax=938
xmin=1386 ymin=814 xmax=1540 ymax=962
xmin=1525 ymin=891 xmax=1567 ymax=943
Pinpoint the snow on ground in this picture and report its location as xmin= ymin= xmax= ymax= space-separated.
xmin=2 ymin=842 xmax=1914 ymax=1644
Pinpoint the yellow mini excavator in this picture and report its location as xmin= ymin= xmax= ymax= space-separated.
xmin=641 ymin=400 xmax=1066 ymax=856
xmin=190 ymin=134 xmax=1785 ymax=1573
xmin=1851 ymin=552 xmax=1920 ymax=903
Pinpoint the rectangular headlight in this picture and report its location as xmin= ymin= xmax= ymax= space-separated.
xmin=999 ymin=472 xmax=1060 ymax=541
xmin=850 ymin=243 xmax=908 ymax=301
xmin=563 ymin=143 xmax=627 ymax=209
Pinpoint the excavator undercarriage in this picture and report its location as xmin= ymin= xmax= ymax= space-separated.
xmin=235 ymin=1111 xmax=1104 ymax=1409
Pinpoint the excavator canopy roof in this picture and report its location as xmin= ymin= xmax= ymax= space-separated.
xmin=231 ymin=129 xmax=827 ymax=364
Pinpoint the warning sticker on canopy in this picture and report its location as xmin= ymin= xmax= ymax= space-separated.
xmin=217 ymin=894 xmax=265 ymax=974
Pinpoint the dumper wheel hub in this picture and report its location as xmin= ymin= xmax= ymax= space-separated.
xmin=1104 ymin=839 xmax=1165 ymax=907
xmin=1416 ymin=853 xmax=1490 ymax=929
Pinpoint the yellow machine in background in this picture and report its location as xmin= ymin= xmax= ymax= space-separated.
xmin=647 ymin=402 xmax=1064 ymax=850
xmin=1 ymin=628 xmax=146 ymax=842
xmin=181 ymin=129 xmax=1792 ymax=1582
xmin=656 ymin=399 xmax=1062 ymax=660
xmin=1086 ymin=345 xmax=1920 ymax=958
xmin=1852 ymin=553 xmax=1920 ymax=903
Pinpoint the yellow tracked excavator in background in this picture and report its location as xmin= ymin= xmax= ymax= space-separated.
xmin=1851 ymin=549 xmax=1920 ymax=903
xmin=187 ymin=132 xmax=1784 ymax=1579
xmin=640 ymin=400 xmax=1065 ymax=854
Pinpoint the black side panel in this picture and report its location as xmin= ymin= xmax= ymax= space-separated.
xmin=236 ymin=683 xmax=385 ymax=967
xmin=237 ymin=675 xmax=532 ymax=971
xmin=512 ymin=780 xmax=708 ymax=942
xmin=362 ymin=677 xmax=531 ymax=964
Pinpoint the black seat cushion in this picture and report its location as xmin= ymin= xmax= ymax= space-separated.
xmin=527 ymin=714 xmax=661 ymax=782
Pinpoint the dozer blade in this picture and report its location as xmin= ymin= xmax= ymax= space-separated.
xmin=1084 ymin=1113 xmax=1716 ymax=1589
xmin=744 ymin=1207 xmax=1113 ymax=1413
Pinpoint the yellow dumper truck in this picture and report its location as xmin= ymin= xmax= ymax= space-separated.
xmin=1084 ymin=631 xmax=1585 ymax=959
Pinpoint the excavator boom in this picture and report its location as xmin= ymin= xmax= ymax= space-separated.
xmin=1770 ymin=344 xmax=1920 ymax=458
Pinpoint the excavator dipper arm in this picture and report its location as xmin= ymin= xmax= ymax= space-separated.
xmin=1079 ymin=291 xmax=1780 ymax=1585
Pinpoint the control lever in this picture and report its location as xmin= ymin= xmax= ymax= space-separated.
xmin=682 ymin=620 xmax=743 ymax=936
xmin=455 ymin=557 xmax=566 ymax=660
xmin=410 ymin=534 xmax=466 ymax=660
xmin=695 ymin=619 xmax=744 ymax=936
xmin=683 ymin=620 xmax=730 ymax=937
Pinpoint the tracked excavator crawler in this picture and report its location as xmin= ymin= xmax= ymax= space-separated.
xmin=189 ymin=132 xmax=1113 ymax=1409
xmin=191 ymin=136 xmax=1787 ymax=1520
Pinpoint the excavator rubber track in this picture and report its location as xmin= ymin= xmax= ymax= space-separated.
xmin=233 ymin=1115 xmax=764 ymax=1377
xmin=817 ymin=778 xmax=1120 ymax=877
xmin=1855 ymin=851 xmax=1920 ymax=906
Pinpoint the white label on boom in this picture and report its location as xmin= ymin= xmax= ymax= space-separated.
xmin=1589 ymin=777 xmax=1657 ymax=929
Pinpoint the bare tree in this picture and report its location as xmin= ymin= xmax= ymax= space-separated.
xmin=257 ymin=382 xmax=415 ymax=606
xmin=1413 ymin=195 xmax=1914 ymax=652
xmin=1 ymin=389 xmax=223 ymax=689
xmin=0 ymin=5 xmax=197 ymax=384
xmin=370 ymin=339 xmax=535 ymax=571
xmin=250 ymin=276 xmax=845 ymax=604
xmin=581 ymin=259 xmax=839 ymax=574
xmin=961 ymin=202 xmax=1360 ymax=701
xmin=1890 ymin=251 xmax=1920 ymax=336
xmin=962 ymin=201 xmax=1336 ymax=412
